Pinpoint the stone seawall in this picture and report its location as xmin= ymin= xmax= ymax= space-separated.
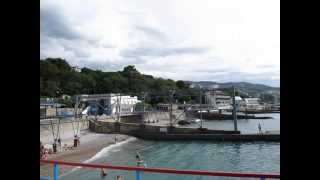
xmin=88 ymin=120 xmax=280 ymax=142
xmin=89 ymin=121 xmax=240 ymax=135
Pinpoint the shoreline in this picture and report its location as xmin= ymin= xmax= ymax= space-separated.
xmin=40 ymin=132 xmax=133 ymax=177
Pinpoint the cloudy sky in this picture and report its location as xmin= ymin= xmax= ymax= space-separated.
xmin=40 ymin=0 xmax=280 ymax=87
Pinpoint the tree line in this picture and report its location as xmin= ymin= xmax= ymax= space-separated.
xmin=40 ymin=58 xmax=199 ymax=105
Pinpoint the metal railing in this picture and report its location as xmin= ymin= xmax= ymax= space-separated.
xmin=40 ymin=159 xmax=280 ymax=180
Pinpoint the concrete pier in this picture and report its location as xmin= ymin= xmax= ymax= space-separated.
xmin=132 ymin=133 xmax=280 ymax=142
xmin=89 ymin=121 xmax=280 ymax=142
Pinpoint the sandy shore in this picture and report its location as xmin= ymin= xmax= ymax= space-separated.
xmin=40 ymin=131 xmax=132 ymax=177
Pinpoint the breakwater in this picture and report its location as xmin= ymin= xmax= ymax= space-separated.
xmin=89 ymin=121 xmax=279 ymax=142
xmin=89 ymin=121 xmax=240 ymax=135
xmin=133 ymin=133 xmax=280 ymax=141
xmin=192 ymin=112 xmax=272 ymax=120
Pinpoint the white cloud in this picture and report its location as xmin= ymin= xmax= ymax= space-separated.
xmin=40 ymin=0 xmax=280 ymax=87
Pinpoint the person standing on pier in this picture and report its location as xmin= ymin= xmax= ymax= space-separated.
xmin=114 ymin=135 xmax=117 ymax=144
xmin=258 ymin=123 xmax=262 ymax=134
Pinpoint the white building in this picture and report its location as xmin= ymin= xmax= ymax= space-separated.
xmin=215 ymin=95 xmax=232 ymax=108
xmin=243 ymin=98 xmax=263 ymax=110
xmin=80 ymin=94 xmax=141 ymax=115
xmin=108 ymin=95 xmax=141 ymax=115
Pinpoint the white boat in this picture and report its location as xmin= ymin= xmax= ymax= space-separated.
xmin=190 ymin=119 xmax=202 ymax=123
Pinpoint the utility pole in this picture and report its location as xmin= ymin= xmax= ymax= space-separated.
xmin=142 ymin=92 xmax=147 ymax=125
xmin=199 ymin=87 xmax=203 ymax=129
xmin=213 ymin=89 xmax=216 ymax=109
xmin=232 ymin=86 xmax=238 ymax=131
xmin=195 ymin=85 xmax=203 ymax=129
xmin=116 ymin=94 xmax=120 ymax=123
xmin=118 ymin=93 xmax=122 ymax=123
xmin=142 ymin=92 xmax=147 ymax=113
xmin=74 ymin=95 xmax=79 ymax=119
xmin=169 ymin=90 xmax=175 ymax=127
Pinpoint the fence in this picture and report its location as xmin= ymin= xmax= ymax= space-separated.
xmin=40 ymin=159 xmax=280 ymax=180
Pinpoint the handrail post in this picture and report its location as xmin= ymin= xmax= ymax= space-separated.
xmin=135 ymin=170 xmax=141 ymax=180
xmin=53 ymin=163 xmax=59 ymax=180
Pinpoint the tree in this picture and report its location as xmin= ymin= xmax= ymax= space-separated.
xmin=40 ymin=58 xmax=208 ymax=105
xmin=176 ymin=80 xmax=188 ymax=89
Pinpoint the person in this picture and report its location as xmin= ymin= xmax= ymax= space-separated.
xmin=43 ymin=149 xmax=48 ymax=160
xmin=57 ymin=138 xmax=61 ymax=147
xmin=258 ymin=123 xmax=262 ymax=134
xmin=74 ymin=135 xmax=78 ymax=147
xmin=114 ymin=135 xmax=117 ymax=144
xmin=53 ymin=142 xmax=57 ymax=153
xmin=100 ymin=169 xmax=107 ymax=177
xmin=77 ymin=135 xmax=80 ymax=146
xmin=136 ymin=152 xmax=143 ymax=167
xmin=40 ymin=141 xmax=44 ymax=159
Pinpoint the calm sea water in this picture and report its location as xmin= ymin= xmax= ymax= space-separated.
xmin=61 ymin=113 xmax=280 ymax=180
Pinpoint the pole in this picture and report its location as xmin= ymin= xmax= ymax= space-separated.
xmin=135 ymin=170 xmax=141 ymax=180
xmin=119 ymin=93 xmax=122 ymax=122
xmin=232 ymin=86 xmax=238 ymax=131
xmin=117 ymin=94 xmax=120 ymax=123
xmin=55 ymin=101 xmax=58 ymax=118
xmin=170 ymin=92 xmax=173 ymax=127
xmin=213 ymin=89 xmax=216 ymax=109
xmin=169 ymin=90 xmax=175 ymax=127
xmin=199 ymin=88 xmax=203 ymax=129
xmin=53 ymin=163 xmax=59 ymax=180
xmin=45 ymin=105 xmax=47 ymax=119
xmin=142 ymin=92 xmax=146 ymax=113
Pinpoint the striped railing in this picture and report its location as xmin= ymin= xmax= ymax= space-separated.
xmin=40 ymin=159 xmax=280 ymax=180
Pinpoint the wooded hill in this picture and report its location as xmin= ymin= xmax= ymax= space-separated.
xmin=40 ymin=58 xmax=279 ymax=105
xmin=40 ymin=58 xmax=198 ymax=105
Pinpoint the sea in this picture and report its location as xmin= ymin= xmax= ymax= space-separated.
xmin=60 ymin=113 xmax=280 ymax=180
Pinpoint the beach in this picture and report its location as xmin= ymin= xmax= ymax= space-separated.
xmin=40 ymin=130 xmax=132 ymax=177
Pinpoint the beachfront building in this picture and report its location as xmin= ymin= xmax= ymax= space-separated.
xmin=204 ymin=91 xmax=214 ymax=106
xmin=157 ymin=103 xmax=178 ymax=111
xmin=203 ymin=90 xmax=235 ymax=110
xmin=215 ymin=95 xmax=232 ymax=110
xmin=40 ymin=98 xmax=66 ymax=118
xmin=80 ymin=94 xmax=141 ymax=116
xmin=243 ymin=98 xmax=263 ymax=110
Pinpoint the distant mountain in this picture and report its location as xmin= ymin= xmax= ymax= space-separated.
xmin=187 ymin=81 xmax=280 ymax=97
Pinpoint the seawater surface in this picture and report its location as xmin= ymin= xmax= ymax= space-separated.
xmin=61 ymin=113 xmax=280 ymax=180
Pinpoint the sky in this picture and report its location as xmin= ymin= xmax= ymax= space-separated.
xmin=40 ymin=0 xmax=280 ymax=87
